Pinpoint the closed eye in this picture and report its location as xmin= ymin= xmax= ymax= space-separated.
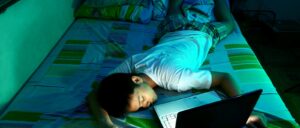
xmin=138 ymin=95 xmax=144 ymax=107
xmin=141 ymin=96 xmax=144 ymax=102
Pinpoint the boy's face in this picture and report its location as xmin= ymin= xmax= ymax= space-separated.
xmin=127 ymin=84 xmax=157 ymax=112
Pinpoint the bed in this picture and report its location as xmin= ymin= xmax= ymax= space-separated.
xmin=0 ymin=0 xmax=299 ymax=127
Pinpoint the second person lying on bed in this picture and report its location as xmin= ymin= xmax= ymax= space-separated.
xmin=87 ymin=0 xmax=266 ymax=127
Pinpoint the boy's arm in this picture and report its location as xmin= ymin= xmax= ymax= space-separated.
xmin=210 ymin=71 xmax=241 ymax=97
xmin=210 ymin=71 xmax=267 ymax=127
xmin=87 ymin=91 xmax=117 ymax=128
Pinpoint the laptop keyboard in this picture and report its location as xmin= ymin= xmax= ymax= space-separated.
xmin=161 ymin=113 xmax=177 ymax=128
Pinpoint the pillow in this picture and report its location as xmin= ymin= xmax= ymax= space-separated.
xmin=152 ymin=0 xmax=169 ymax=20
xmin=75 ymin=0 xmax=153 ymax=24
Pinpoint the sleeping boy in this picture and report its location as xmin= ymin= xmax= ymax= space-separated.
xmin=87 ymin=0 xmax=266 ymax=127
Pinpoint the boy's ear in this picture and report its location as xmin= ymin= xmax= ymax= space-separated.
xmin=131 ymin=76 xmax=143 ymax=84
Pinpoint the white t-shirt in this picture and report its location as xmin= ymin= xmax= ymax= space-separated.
xmin=110 ymin=30 xmax=213 ymax=92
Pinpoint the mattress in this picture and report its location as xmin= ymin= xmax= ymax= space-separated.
xmin=0 ymin=18 xmax=299 ymax=128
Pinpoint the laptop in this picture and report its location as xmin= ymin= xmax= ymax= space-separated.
xmin=154 ymin=89 xmax=262 ymax=128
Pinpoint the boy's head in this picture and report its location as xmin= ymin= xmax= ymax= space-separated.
xmin=96 ymin=73 xmax=157 ymax=117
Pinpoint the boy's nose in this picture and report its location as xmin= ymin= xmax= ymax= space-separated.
xmin=142 ymin=100 xmax=150 ymax=108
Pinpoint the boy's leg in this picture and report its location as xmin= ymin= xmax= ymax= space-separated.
xmin=154 ymin=0 xmax=187 ymax=44
xmin=214 ymin=0 xmax=235 ymax=35
xmin=155 ymin=0 xmax=235 ymax=47
xmin=167 ymin=0 xmax=184 ymax=16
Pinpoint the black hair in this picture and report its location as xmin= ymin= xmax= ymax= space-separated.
xmin=96 ymin=73 xmax=139 ymax=117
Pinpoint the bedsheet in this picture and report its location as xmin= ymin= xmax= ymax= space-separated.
xmin=0 ymin=18 xmax=299 ymax=128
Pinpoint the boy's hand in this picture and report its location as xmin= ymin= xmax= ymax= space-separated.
xmin=87 ymin=91 xmax=119 ymax=128
xmin=246 ymin=115 xmax=267 ymax=128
